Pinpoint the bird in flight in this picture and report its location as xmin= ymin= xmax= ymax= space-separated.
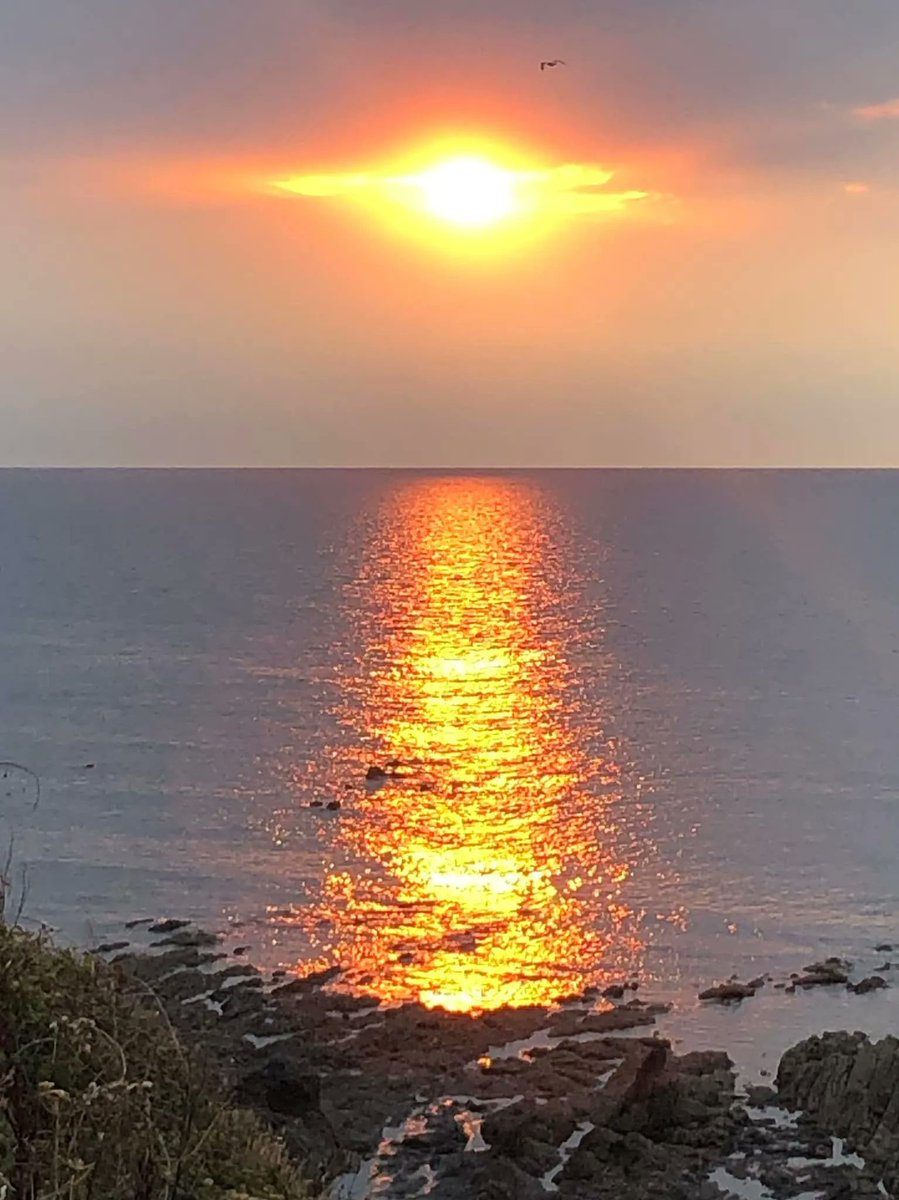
xmin=540 ymin=59 xmax=566 ymax=70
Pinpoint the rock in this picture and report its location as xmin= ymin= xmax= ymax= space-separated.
xmin=776 ymin=1031 xmax=899 ymax=1191
xmin=744 ymin=1085 xmax=777 ymax=1107
xmin=157 ymin=928 xmax=220 ymax=948
xmin=450 ymin=1154 xmax=547 ymax=1199
xmin=677 ymin=1052 xmax=733 ymax=1075
xmin=233 ymin=945 xmax=251 ymax=956
xmin=699 ymin=982 xmax=757 ymax=1002
xmin=271 ymin=965 xmax=342 ymax=995
xmin=848 ymin=975 xmax=888 ymax=994
xmin=549 ymin=1007 xmax=656 ymax=1038
xmin=557 ymin=1043 xmax=741 ymax=1198
xmin=124 ymin=917 xmax=152 ymax=929
xmin=326 ymin=800 xmax=341 ymax=811
xmin=92 ymin=941 xmax=129 ymax=954
xmin=309 ymin=800 xmax=323 ymax=808
xmin=875 ymin=961 xmax=892 ymax=971
xmin=149 ymin=918 xmax=191 ymax=934
xmin=83 ymin=763 xmax=95 ymax=769
xmin=238 ymin=1058 xmax=322 ymax=1116
xmin=365 ymin=765 xmax=387 ymax=781
xmin=794 ymin=959 xmax=849 ymax=987
xmin=875 ymin=943 xmax=894 ymax=952
xmin=603 ymin=983 xmax=627 ymax=999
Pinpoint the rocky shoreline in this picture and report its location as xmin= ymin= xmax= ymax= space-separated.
xmin=98 ymin=925 xmax=899 ymax=1199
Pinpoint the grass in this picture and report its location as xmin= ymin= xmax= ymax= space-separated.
xmin=0 ymin=909 xmax=316 ymax=1199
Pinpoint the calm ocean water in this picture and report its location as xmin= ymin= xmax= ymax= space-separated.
xmin=3 ymin=468 xmax=899 ymax=1026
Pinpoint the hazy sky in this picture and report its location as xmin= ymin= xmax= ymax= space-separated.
xmin=3 ymin=0 xmax=899 ymax=466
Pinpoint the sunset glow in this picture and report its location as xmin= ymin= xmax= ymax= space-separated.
xmin=272 ymin=141 xmax=655 ymax=250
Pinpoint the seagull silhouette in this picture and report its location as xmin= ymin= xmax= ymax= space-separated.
xmin=540 ymin=59 xmax=566 ymax=70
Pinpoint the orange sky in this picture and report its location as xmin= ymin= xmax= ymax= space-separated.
xmin=2 ymin=0 xmax=899 ymax=465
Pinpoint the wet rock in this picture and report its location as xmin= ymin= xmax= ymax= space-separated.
xmin=212 ymin=962 xmax=261 ymax=984
xmin=238 ymin=1058 xmax=321 ymax=1117
xmin=548 ymin=1006 xmax=656 ymax=1038
xmin=112 ymin=944 xmax=225 ymax=982
xmin=744 ymin=1085 xmax=777 ymax=1107
xmin=442 ymin=1154 xmax=547 ymax=1199
xmin=793 ymin=958 xmax=850 ymax=987
xmin=678 ymin=1051 xmax=733 ymax=1076
xmin=148 ymin=918 xmax=191 ymax=934
xmin=157 ymin=927 xmax=220 ymax=948
xmin=365 ymin=765 xmax=387 ymax=781
xmin=237 ymin=1056 xmax=342 ymax=1177
xmin=875 ymin=944 xmax=894 ymax=953
xmin=559 ymin=1043 xmax=743 ymax=1199
xmin=92 ymin=940 xmax=129 ymax=954
xmin=326 ymin=800 xmax=341 ymax=811
xmin=777 ymin=1031 xmax=899 ymax=1192
xmin=124 ymin=917 xmax=153 ymax=929
xmin=699 ymin=981 xmax=757 ymax=1002
xmin=233 ymin=945 xmax=251 ymax=955
xmin=221 ymin=976 xmax=265 ymax=1002
xmin=849 ymin=975 xmax=888 ymax=994
xmin=603 ymin=983 xmax=627 ymax=999
xmin=309 ymin=800 xmax=323 ymax=808
xmin=271 ymin=965 xmax=342 ymax=995
xmin=327 ymin=992 xmax=381 ymax=1014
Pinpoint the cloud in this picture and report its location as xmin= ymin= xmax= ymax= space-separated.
xmin=854 ymin=97 xmax=899 ymax=121
xmin=273 ymin=159 xmax=661 ymax=221
xmin=272 ymin=173 xmax=373 ymax=198
xmin=842 ymin=181 xmax=870 ymax=195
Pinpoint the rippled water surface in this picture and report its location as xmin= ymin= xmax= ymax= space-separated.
xmin=3 ymin=469 xmax=899 ymax=1011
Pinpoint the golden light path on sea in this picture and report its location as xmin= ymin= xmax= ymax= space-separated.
xmin=280 ymin=477 xmax=657 ymax=1011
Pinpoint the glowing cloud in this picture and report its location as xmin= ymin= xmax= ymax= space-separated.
xmin=272 ymin=155 xmax=656 ymax=232
xmin=843 ymin=181 xmax=870 ymax=195
xmin=854 ymin=97 xmax=899 ymax=121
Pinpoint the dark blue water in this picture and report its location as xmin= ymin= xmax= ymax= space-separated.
xmin=2 ymin=469 xmax=899 ymax=1018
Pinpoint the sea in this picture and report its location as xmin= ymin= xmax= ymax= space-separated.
xmin=3 ymin=468 xmax=899 ymax=1068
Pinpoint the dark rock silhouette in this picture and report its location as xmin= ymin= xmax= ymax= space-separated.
xmin=849 ymin=975 xmax=888 ymax=994
xmin=699 ymin=981 xmax=758 ymax=1002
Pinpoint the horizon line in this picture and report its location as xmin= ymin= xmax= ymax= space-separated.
xmin=2 ymin=464 xmax=899 ymax=472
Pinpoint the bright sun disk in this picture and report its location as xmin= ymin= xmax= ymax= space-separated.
xmin=413 ymin=156 xmax=519 ymax=228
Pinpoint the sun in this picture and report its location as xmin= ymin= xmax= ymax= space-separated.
xmin=413 ymin=156 xmax=520 ymax=228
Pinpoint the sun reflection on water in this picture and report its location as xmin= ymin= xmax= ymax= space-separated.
xmin=285 ymin=477 xmax=652 ymax=1010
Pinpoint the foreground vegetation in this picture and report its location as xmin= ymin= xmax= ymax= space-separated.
xmin=0 ymin=913 xmax=313 ymax=1200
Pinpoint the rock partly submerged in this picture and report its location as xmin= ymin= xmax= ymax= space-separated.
xmin=91 ymin=927 xmax=899 ymax=1198
xmin=778 ymin=1030 xmax=899 ymax=1194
